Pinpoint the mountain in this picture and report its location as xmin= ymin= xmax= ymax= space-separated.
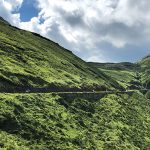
xmin=0 ymin=17 xmax=150 ymax=149
xmin=0 ymin=17 xmax=122 ymax=92
xmin=0 ymin=17 xmax=9 ymax=25
xmin=89 ymin=55 xmax=150 ymax=90
xmin=88 ymin=62 xmax=142 ymax=89
xmin=88 ymin=62 xmax=139 ymax=71
xmin=138 ymin=55 xmax=150 ymax=88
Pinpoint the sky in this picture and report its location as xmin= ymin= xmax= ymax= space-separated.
xmin=0 ymin=0 xmax=150 ymax=63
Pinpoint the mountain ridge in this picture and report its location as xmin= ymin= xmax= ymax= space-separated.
xmin=89 ymin=56 xmax=150 ymax=90
xmin=0 ymin=17 xmax=150 ymax=150
xmin=0 ymin=17 xmax=9 ymax=25
xmin=0 ymin=17 xmax=123 ymax=92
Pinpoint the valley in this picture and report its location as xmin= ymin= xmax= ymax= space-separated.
xmin=0 ymin=17 xmax=150 ymax=150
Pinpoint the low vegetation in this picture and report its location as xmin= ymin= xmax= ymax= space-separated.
xmin=89 ymin=59 xmax=149 ymax=90
xmin=138 ymin=55 xmax=150 ymax=88
xmin=0 ymin=92 xmax=149 ymax=149
xmin=0 ymin=19 xmax=122 ymax=92
xmin=0 ymin=17 xmax=150 ymax=150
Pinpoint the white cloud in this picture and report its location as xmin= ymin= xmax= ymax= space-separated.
xmin=20 ymin=17 xmax=40 ymax=32
xmin=0 ymin=0 xmax=23 ymax=25
xmin=1 ymin=0 xmax=150 ymax=62
xmin=23 ymin=0 xmax=150 ymax=47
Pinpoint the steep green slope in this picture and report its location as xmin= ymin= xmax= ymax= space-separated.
xmin=0 ymin=18 xmax=122 ymax=92
xmin=98 ymin=69 xmax=135 ymax=88
xmin=89 ymin=62 xmax=142 ymax=89
xmin=0 ymin=92 xmax=149 ymax=149
xmin=89 ymin=55 xmax=150 ymax=90
xmin=0 ymin=17 xmax=150 ymax=150
xmin=138 ymin=55 xmax=150 ymax=88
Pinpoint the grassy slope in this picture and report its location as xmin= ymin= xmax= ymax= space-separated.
xmin=88 ymin=62 xmax=141 ymax=89
xmin=88 ymin=62 xmax=139 ymax=71
xmin=0 ymin=20 xmax=122 ymax=92
xmin=89 ymin=55 xmax=150 ymax=90
xmin=138 ymin=55 xmax=150 ymax=88
xmin=0 ymin=17 xmax=150 ymax=150
xmin=99 ymin=69 xmax=135 ymax=88
xmin=0 ymin=92 xmax=149 ymax=149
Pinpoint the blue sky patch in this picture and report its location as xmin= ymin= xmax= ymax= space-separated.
xmin=19 ymin=0 xmax=39 ymax=21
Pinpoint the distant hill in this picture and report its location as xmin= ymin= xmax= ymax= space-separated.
xmin=0 ymin=17 xmax=150 ymax=150
xmin=89 ymin=55 xmax=150 ymax=90
xmin=88 ymin=62 xmax=140 ymax=71
xmin=138 ymin=55 xmax=150 ymax=88
xmin=0 ymin=17 xmax=122 ymax=92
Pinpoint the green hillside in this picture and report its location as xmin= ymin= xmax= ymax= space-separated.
xmin=0 ymin=92 xmax=150 ymax=149
xmin=88 ymin=62 xmax=139 ymax=71
xmin=0 ymin=17 xmax=150 ymax=150
xmin=89 ymin=56 xmax=150 ymax=90
xmin=138 ymin=55 xmax=150 ymax=88
xmin=88 ymin=62 xmax=142 ymax=89
xmin=0 ymin=18 xmax=122 ymax=92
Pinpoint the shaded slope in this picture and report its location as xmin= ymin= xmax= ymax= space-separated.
xmin=0 ymin=18 xmax=122 ymax=92
xmin=0 ymin=92 xmax=149 ymax=149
